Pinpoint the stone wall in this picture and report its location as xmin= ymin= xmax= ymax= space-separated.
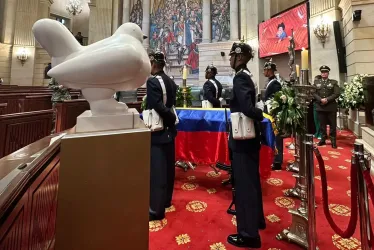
xmin=340 ymin=0 xmax=374 ymax=82
xmin=0 ymin=43 xmax=12 ymax=84
xmin=309 ymin=0 xmax=342 ymax=82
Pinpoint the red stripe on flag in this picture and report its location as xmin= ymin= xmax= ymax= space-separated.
xmin=176 ymin=131 xmax=274 ymax=180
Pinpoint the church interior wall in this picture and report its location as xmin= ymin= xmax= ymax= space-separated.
xmin=71 ymin=2 xmax=90 ymax=37
xmin=341 ymin=0 xmax=374 ymax=82
xmin=0 ymin=0 xmax=374 ymax=86
xmin=309 ymin=8 xmax=342 ymax=82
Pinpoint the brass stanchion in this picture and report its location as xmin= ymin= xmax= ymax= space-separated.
xmin=277 ymin=69 xmax=317 ymax=249
xmin=306 ymin=134 xmax=317 ymax=250
xmin=355 ymin=143 xmax=371 ymax=249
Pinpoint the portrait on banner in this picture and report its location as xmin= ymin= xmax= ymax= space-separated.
xmin=211 ymin=0 xmax=230 ymax=42
xmin=150 ymin=0 xmax=202 ymax=75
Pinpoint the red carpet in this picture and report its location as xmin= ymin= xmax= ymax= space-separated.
xmin=149 ymin=130 xmax=368 ymax=249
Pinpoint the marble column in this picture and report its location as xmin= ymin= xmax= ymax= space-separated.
xmin=202 ymin=0 xmax=211 ymax=43
xmin=142 ymin=0 xmax=150 ymax=50
xmin=230 ymin=0 xmax=239 ymax=41
xmin=88 ymin=0 xmax=113 ymax=44
xmin=122 ymin=0 xmax=131 ymax=23
xmin=310 ymin=0 xmax=341 ymax=81
xmin=112 ymin=0 xmax=120 ymax=32
xmin=245 ymin=0 xmax=265 ymax=88
xmin=34 ymin=0 xmax=53 ymax=86
xmin=10 ymin=0 xmax=39 ymax=85
xmin=263 ymin=0 xmax=271 ymax=20
xmin=239 ymin=0 xmax=247 ymax=39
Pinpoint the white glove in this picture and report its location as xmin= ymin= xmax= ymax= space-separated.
xmin=256 ymin=100 xmax=264 ymax=111
xmin=219 ymin=97 xmax=225 ymax=107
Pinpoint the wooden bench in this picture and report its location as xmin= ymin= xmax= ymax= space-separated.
xmin=0 ymin=90 xmax=81 ymax=115
xmin=0 ymin=110 xmax=53 ymax=158
xmin=0 ymin=132 xmax=62 ymax=250
xmin=55 ymin=99 xmax=90 ymax=133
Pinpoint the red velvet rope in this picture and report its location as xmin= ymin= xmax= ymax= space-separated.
xmin=313 ymin=147 xmax=358 ymax=238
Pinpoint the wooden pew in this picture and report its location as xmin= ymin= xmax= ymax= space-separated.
xmin=0 ymin=132 xmax=63 ymax=249
xmin=0 ymin=90 xmax=81 ymax=115
xmin=0 ymin=110 xmax=53 ymax=158
xmin=137 ymin=87 xmax=146 ymax=101
xmin=55 ymin=99 xmax=90 ymax=133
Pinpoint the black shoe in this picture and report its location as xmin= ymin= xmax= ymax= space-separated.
xmin=227 ymin=234 xmax=261 ymax=248
xmin=272 ymin=163 xmax=282 ymax=171
xmin=331 ymin=138 xmax=337 ymax=149
xmin=259 ymin=221 xmax=266 ymax=230
xmin=165 ymin=203 xmax=172 ymax=208
xmin=317 ymin=140 xmax=326 ymax=146
xmin=149 ymin=214 xmax=165 ymax=221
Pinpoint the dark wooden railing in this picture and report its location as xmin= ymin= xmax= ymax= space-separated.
xmin=0 ymin=88 xmax=81 ymax=115
xmin=0 ymin=132 xmax=64 ymax=250
xmin=55 ymin=99 xmax=90 ymax=133
xmin=0 ymin=110 xmax=53 ymax=158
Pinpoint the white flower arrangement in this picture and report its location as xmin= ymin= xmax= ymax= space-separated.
xmin=66 ymin=0 xmax=83 ymax=16
xmin=338 ymin=74 xmax=367 ymax=109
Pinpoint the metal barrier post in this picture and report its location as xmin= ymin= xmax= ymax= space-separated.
xmin=355 ymin=143 xmax=371 ymax=250
xmin=306 ymin=134 xmax=317 ymax=250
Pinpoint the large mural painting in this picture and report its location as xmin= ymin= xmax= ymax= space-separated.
xmin=150 ymin=0 xmax=202 ymax=75
xmin=130 ymin=0 xmax=143 ymax=28
xmin=211 ymin=0 xmax=230 ymax=42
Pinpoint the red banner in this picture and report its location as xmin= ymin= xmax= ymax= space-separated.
xmin=259 ymin=3 xmax=308 ymax=58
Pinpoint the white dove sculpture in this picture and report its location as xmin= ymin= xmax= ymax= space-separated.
xmin=32 ymin=19 xmax=151 ymax=116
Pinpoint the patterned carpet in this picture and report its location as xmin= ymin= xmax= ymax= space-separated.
xmin=149 ymin=130 xmax=367 ymax=250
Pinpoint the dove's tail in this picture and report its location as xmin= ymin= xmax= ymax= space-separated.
xmin=32 ymin=19 xmax=82 ymax=63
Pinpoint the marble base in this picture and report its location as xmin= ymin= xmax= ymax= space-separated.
xmin=348 ymin=110 xmax=365 ymax=138
xmin=76 ymin=108 xmax=144 ymax=133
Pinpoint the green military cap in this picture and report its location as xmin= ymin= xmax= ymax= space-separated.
xmin=319 ymin=65 xmax=330 ymax=72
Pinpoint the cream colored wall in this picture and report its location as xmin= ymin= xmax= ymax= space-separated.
xmin=0 ymin=44 xmax=12 ymax=84
xmin=0 ymin=0 xmax=90 ymax=86
xmin=340 ymin=0 xmax=374 ymax=82
xmin=270 ymin=0 xmax=304 ymax=17
xmin=309 ymin=3 xmax=342 ymax=82
xmin=71 ymin=3 xmax=90 ymax=37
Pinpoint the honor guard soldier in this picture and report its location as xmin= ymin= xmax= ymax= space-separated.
xmin=227 ymin=41 xmax=265 ymax=248
xmin=147 ymin=51 xmax=178 ymax=221
xmin=203 ymin=64 xmax=223 ymax=107
xmin=262 ymin=59 xmax=283 ymax=170
xmin=313 ymin=65 xmax=340 ymax=148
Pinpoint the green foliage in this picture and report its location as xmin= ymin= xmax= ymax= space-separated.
xmin=176 ymin=86 xmax=193 ymax=107
xmin=338 ymin=74 xmax=366 ymax=109
xmin=141 ymin=95 xmax=147 ymax=111
xmin=268 ymin=86 xmax=305 ymax=135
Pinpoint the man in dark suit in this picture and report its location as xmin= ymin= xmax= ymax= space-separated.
xmin=262 ymin=59 xmax=283 ymax=170
xmin=203 ymin=64 xmax=223 ymax=107
xmin=227 ymin=41 xmax=265 ymax=249
xmin=146 ymin=51 xmax=177 ymax=221
xmin=313 ymin=65 xmax=340 ymax=148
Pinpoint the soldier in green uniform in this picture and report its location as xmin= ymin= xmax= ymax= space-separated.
xmin=313 ymin=66 xmax=340 ymax=148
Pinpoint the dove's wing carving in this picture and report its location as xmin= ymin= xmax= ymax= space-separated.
xmin=33 ymin=19 xmax=81 ymax=58
xmin=47 ymin=43 xmax=149 ymax=86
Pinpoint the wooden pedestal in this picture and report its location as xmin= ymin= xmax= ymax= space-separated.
xmin=56 ymin=128 xmax=150 ymax=250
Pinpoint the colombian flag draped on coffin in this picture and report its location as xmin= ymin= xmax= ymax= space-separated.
xmin=175 ymin=108 xmax=276 ymax=180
